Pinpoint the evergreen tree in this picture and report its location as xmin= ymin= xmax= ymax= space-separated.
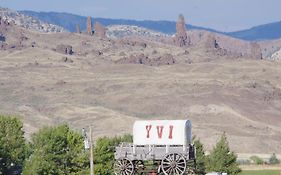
xmin=206 ymin=132 xmax=241 ymax=175
xmin=193 ymin=136 xmax=206 ymax=175
xmin=269 ymin=153 xmax=280 ymax=165
xmin=0 ymin=115 xmax=26 ymax=174
xmin=22 ymin=124 xmax=89 ymax=175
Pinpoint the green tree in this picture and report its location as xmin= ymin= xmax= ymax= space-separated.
xmin=0 ymin=114 xmax=26 ymax=174
xmin=206 ymin=133 xmax=241 ymax=175
xmin=250 ymin=155 xmax=264 ymax=165
xmin=269 ymin=153 xmax=280 ymax=165
xmin=193 ymin=136 xmax=206 ymax=175
xmin=93 ymin=134 xmax=133 ymax=175
xmin=22 ymin=124 xmax=89 ymax=175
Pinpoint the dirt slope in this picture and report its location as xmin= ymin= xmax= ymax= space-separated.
xmin=0 ymin=24 xmax=281 ymax=154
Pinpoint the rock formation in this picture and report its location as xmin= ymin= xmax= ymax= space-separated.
xmin=0 ymin=8 xmax=64 ymax=33
xmin=0 ymin=16 xmax=11 ymax=34
xmin=56 ymin=44 xmax=73 ymax=55
xmin=94 ymin=22 xmax=106 ymax=38
xmin=0 ymin=17 xmax=11 ymax=26
xmin=174 ymin=14 xmax=190 ymax=47
xmin=76 ymin=24 xmax=81 ymax=34
xmin=0 ymin=34 xmax=5 ymax=42
xmin=116 ymin=53 xmax=175 ymax=66
xmin=118 ymin=38 xmax=147 ymax=48
xmin=250 ymin=42 xmax=262 ymax=59
xmin=204 ymin=34 xmax=219 ymax=49
xmin=87 ymin=16 xmax=93 ymax=35
xmin=152 ymin=54 xmax=175 ymax=66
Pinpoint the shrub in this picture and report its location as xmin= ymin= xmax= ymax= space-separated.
xmin=250 ymin=155 xmax=264 ymax=165
xmin=269 ymin=153 xmax=280 ymax=165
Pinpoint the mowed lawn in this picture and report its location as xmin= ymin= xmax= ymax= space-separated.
xmin=239 ymin=170 xmax=281 ymax=175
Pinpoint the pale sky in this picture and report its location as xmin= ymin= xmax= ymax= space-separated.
xmin=1 ymin=0 xmax=281 ymax=32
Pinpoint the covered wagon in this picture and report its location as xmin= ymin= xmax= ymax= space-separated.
xmin=114 ymin=120 xmax=196 ymax=175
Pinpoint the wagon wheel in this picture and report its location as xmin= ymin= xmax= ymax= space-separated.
xmin=161 ymin=153 xmax=187 ymax=175
xmin=133 ymin=160 xmax=145 ymax=174
xmin=114 ymin=158 xmax=134 ymax=175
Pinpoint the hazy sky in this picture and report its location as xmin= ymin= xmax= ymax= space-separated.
xmin=1 ymin=0 xmax=281 ymax=32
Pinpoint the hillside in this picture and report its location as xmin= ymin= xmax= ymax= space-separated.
xmin=106 ymin=25 xmax=170 ymax=38
xmin=0 ymin=7 xmax=64 ymax=33
xmin=0 ymin=16 xmax=281 ymax=155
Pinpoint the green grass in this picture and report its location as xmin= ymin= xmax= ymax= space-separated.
xmin=239 ymin=170 xmax=281 ymax=175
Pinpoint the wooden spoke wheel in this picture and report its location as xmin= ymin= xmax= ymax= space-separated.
xmin=161 ymin=153 xmax=187 ymax=175
xmin=114 ymin=158 xmax=134 ymax=175
xmin=133 ymin=160 xmax=145 ymax=174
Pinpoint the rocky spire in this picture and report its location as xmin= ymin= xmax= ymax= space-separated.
xmin=174 ymin=14 xmax=190 ymax=47
xmin=250 ymin=42 xmax=262 ymax=59
xmin=87 ymin=16 xmax=93 ymax=35
xmin=94 ymin=22 xmax=106 ymax=38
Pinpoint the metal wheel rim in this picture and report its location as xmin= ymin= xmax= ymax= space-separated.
xmin=161 ymin=153 xmax=187 ymax=175
xmin=114 ymin=158 xmax=134 ymax=175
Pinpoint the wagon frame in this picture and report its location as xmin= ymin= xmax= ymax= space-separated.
xmin=114 ymin=143 xmax=196 ymax=175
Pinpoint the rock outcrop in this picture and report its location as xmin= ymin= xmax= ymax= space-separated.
xmin=174 ymin=14 xmax=190 ymax=47
xmin=94 ymin=22 xmax=106 ymax=38
xmin=116 ymin=53 xmax=175 ymax=66
xmin=250 ymin=42 xmax=262 ymax=59
xmin=56 ymin=44 xmax=73 ymax=55
xmin=0 ymin=16 xmax=11 ymax=34
xmin=0 ymin=34 xmax=5 ymax=42
xmin=106 ymin=25 xmax=169 ymax=38
xmin=0 ymin=7 xmax=65 ymax=33
xmin=87 ymin=16 xmax=93 ymax=35
xmin=270 ymin=48 xmax=281 ymax=61
xmin=118 ymin=38 xmax=147 ymax=48
xmin=204 ymin=34 xmax=219 ymax=49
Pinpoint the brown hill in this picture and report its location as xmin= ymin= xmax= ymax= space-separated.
xmin=0 ymin=23 xmax=281 ymax=155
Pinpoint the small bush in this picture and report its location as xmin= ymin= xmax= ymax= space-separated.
xmin=269 ymin=153 xmax=280 ymax=165
xmin=250 ymin=155 xmax=264 ymax=165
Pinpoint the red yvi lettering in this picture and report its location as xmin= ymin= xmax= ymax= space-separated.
xmin=156 ymin=126 xmax=164 ymax=139
xmin=169 ymin=125 xmax=173 ymax=139
xmin=146 ymin=125 xmax=152 ymax=138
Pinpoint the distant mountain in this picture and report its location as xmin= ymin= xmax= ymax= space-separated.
xmin=20 ymin=11 xmax=220 ymax=35
xmin=20 ymin=10 xmax=281 ymax=41
xmin=228 ymin=21 xmax=281 ymax=41
xmin=0 ymin=7 xmax=64 ymax=33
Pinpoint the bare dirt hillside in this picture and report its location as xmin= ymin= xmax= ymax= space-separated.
xmin=0 ymin=23 xmax=281 ymax=154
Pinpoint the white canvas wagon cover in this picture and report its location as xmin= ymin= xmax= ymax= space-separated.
xmin=133 ymin=120 xmax=192 ymax=146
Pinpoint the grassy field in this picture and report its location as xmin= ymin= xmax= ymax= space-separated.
xmin=239 ymin=170 xmax=281 ymax=175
